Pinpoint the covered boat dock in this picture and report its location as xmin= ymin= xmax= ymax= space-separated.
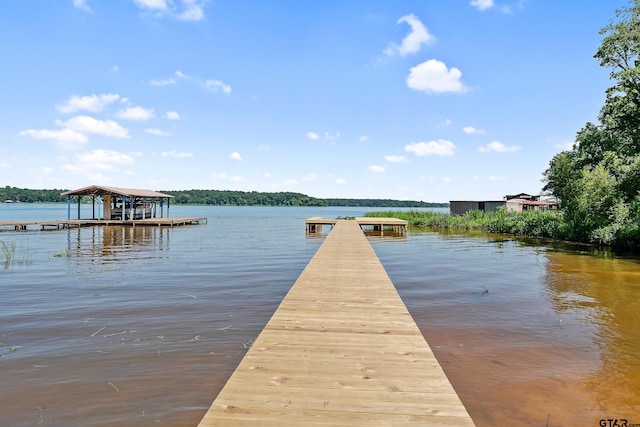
xmin=60 ymin=185 xmax=174 ymax=221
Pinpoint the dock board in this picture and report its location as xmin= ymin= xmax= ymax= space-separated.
xmin=198 ymin=220 xmax=475 ymax=426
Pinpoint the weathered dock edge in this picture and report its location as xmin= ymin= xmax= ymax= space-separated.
xmin=198 ymin=220 xmax=475 ymax=426
xmin=0 ymin=217 xmax=207 ymax=232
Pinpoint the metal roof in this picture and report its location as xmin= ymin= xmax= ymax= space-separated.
xmin=61 ymin=185 xmax=174 ymax=198
xmin=507 ymin=198 xmax=556 ymax=206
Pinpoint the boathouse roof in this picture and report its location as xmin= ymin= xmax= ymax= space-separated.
xmin=61 ymin=185 xmax=173 ymax=199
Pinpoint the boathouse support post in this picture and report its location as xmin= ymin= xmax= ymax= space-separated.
xmin=77 ymin=196 xmax=81 ymax=220
xmin=67 ymin=196 xmax=71 ymax=220
xmin=122 ymin=195 xmax=126 ymax=220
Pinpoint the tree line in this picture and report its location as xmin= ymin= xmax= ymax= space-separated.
xmin=0 ymin=186 xmax=445 ymax=208
xmin=543 ymin=1 xmax=640 ymax=248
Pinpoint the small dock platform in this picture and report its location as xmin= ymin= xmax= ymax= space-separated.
xmin=0 ymin=217 xmax=207 ymax=232
xmin=306 ymin=216 xmax=407 ymax=235
xmin=198 ymin=220 xmax=474 ymax=426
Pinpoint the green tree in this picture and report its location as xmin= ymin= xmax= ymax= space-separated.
xmin=542 ymin=0 xmax=640 ymax=247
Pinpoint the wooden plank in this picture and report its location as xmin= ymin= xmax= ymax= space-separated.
xmin=198 ymin=220 xmax=475 ymax=426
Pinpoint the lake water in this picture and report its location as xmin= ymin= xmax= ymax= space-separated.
xmin=1 ymin=204 xmax=639 ymax=426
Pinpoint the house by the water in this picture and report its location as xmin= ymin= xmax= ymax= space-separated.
xmin=450 ymin=193 xmax=558 ymax=215
xmin=61 ymin=185 xmax=174 ymax=220
xmin=449 ymin=200 xmax=505 ymax=215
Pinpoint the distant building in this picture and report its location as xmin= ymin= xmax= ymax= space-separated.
xmin=504 ymin=193 xmax=537 ymax=201
xmin=505 ymin=197 xmax=558 ymax=212
xmin=449 ymin=200 xmax=505 ymax=215
xmin=450 ymin=193 xmax=559 ymax=215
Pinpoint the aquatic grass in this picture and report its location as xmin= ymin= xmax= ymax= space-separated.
xmin=0 ymin=239 xmax=32 ymax=269
xmin=53 ymin=247 xmax=72 ymax=258
xmin=0 ymin=342 xmax=23 ymax=357
xmin=1 ymin=239 xmax=16 ymax=268
xmin=366 ymin=209 xmax=570 ymax=240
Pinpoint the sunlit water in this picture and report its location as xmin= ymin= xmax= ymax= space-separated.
xmin=1 ymin=204 xmax=639 ymax=426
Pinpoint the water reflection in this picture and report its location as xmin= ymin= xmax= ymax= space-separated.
xmin=374 ymin=229 xmax=640 ymax=426
xmin=543 ymin=251 xmax=640 ymax=419
xmin=64 ymin=225 xmax=171 ymax=263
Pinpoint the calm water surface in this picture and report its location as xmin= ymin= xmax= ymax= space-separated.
xmin=1 ymin=204 xmax=639 ymax=426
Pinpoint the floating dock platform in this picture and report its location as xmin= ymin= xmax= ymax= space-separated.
xmin=305 ymin=216 xmax=408 ymax=235
xmin=198 ymin=219 xmax=474 ymax=426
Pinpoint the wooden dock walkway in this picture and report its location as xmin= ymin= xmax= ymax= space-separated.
xmin=198 ymin=219 xmax=475 ymax=426
xmin=0 ymin=217 xmax=207 ymax=232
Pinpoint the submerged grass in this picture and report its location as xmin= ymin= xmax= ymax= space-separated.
xmin=0 ymin=239 xmax=32 ymax=269
xmin=366 ymin=209 xmax=569 ymax=240
xmin=1 ymin=239 xmax=17 ymax=269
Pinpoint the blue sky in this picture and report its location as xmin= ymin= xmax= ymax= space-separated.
xmin=0 ymin=0 xmax=621 ymax=201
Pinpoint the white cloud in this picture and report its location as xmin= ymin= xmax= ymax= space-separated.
xmin=335 ymin=178 xmax=347 ymax=185
xmin=73 ymin=0 xmax=92 ymax=12
xmin=177 ymin=0 xmax=205 ymax=21
xmin=264 ymin=173 xmax=272 ymax=178
xmin=478 ymin=141 xmax=521 ymax=153
xmin=112 ymin=65 xmax=120 ymax=73
xmin=489 ymin=175 xmax=506 ymax=181
xmin=405 ymin=140 xmax=455 ymax=156
xmin=384 ymin=13 xmax=434 ymax=57
xmin=230 ymin=151 xmax=242 ymax=161
xmin=134 ymin=0 xmax=167 ymax=10
xmin=470 ymin=0 xmax=494 ymax=11
xmin=74 ymin=149 xmax=135 ymax=172
xmin=166 ymin=111 xmax=181 ymax=120
xmin=369 ymin=165 xmax=385 ymax=173
xmin=116 ymin=106 xmax=156 ymax=121
xmin=145 ymin=128 xmax=171 ymax=136
xmin=302 ymin=174 xmax=318 ymax=182
xmin=359 ymin=135 xmax=369 ymax=142
xmin=58 ymin=115 xmax=130 ymax=138
xmin=212 ymin=172 xmax=228 ymax=179
xmin=19 ymin=128 xmax=88 ymax=149
xmin=230 ymin=176 xmax=245 ymax=182
xmin=151 ymin=78 xmax=176 ymax=86
xmin=555 ymin=140 xmax=575 ymax=150
xmin=384 ymin=155 xmax=409 ymax=163
xmin=407 ymin=59 xmax=467 ymax=94
xmin=463 ymin=126 xmax=485 ymax=134
xmin=133 ymin=0 xmax=206 ymax=20
xmin=56 ymin=93 xmax=120 ymax=113
xmin=307 ymin=131 xmax=340 ymax=141
xmin=0 ymin=162 xmax=9 ymax=168
xmin=42 ymin=166 xmax=54 ymax=173
xmin=161 ymin=150 xmax=192 ymax=158
xmin=176 ymin=70 xmax=190 ymax=80
xmin=205 ymin=79 xmax=232 ymax=94
xmin=282 ymin=179 xmax=298 ymax=186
